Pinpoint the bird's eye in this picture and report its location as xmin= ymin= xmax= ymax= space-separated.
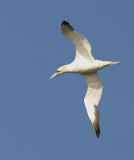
xmin=56 ymin=70 xmax=60 ymax=73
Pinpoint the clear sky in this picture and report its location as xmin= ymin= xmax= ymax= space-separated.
xmin=0 ymin=0 xmax=134 ymax=159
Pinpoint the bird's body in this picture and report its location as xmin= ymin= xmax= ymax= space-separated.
xmin=50 ymin=21 xmax=119 ymax=137
xmin=62 ymin=59 xmax=118 ymax=74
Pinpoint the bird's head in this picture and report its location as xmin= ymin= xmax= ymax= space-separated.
xmin=50 ymin=66 xmax=66 ymax=79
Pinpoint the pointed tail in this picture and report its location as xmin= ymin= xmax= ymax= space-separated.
xmin=109 ymin=61 xmax=120 ymax=65
xmin=104 ymin=61 xmax=120 ymax=67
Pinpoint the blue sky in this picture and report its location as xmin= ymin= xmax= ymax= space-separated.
xmin=0 ymin=0 xmax=134 ymax=159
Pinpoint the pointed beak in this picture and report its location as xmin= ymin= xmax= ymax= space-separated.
xmin=49 ymin=72 xmax=59 ymax=79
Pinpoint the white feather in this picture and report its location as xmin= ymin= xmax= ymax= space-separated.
xmin=50 ymin=21 xmax=120 ymax=137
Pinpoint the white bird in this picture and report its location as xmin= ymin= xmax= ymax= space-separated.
xmin=50 ymin=21 xmax=119 ymax=138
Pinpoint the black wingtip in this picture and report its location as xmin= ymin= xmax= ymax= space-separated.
xmin=61 ymin=20 xmax=69 ymax=25
xmin=61 ymin=20 xmax=74 ymax=31
xmin=96 ymin=129 xmax=100 ymax=138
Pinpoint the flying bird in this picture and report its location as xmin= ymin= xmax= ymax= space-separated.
xmin=50 ymin=21 xmax=119 ymax=138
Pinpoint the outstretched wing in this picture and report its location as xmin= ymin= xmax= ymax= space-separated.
xmin=61 ymin=21 xmax=94 ymax=62
xmin=82 ymin=72 xmax=103 ymax=137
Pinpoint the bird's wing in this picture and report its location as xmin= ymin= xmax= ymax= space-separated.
xmin=61 ymin=21 xmax=94 ymax=62
xmin=82 ymin=72 xmax=103 ymax=137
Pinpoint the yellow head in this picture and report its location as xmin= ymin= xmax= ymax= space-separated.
xmin=50 ymin=66 xmax=67 ymax=79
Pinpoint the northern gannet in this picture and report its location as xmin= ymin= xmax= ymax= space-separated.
xmin=50 ymin=21 xmax=119 ymax=138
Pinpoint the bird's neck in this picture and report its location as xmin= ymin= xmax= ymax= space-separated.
xmin=61 ymin=64 xmax=74 ymax=73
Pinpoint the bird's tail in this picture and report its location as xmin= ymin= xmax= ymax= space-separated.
xmin=103 ymin=61 xmax=120 ymax=67
xmin=109 ymin=61 xmax=120 ymax=65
